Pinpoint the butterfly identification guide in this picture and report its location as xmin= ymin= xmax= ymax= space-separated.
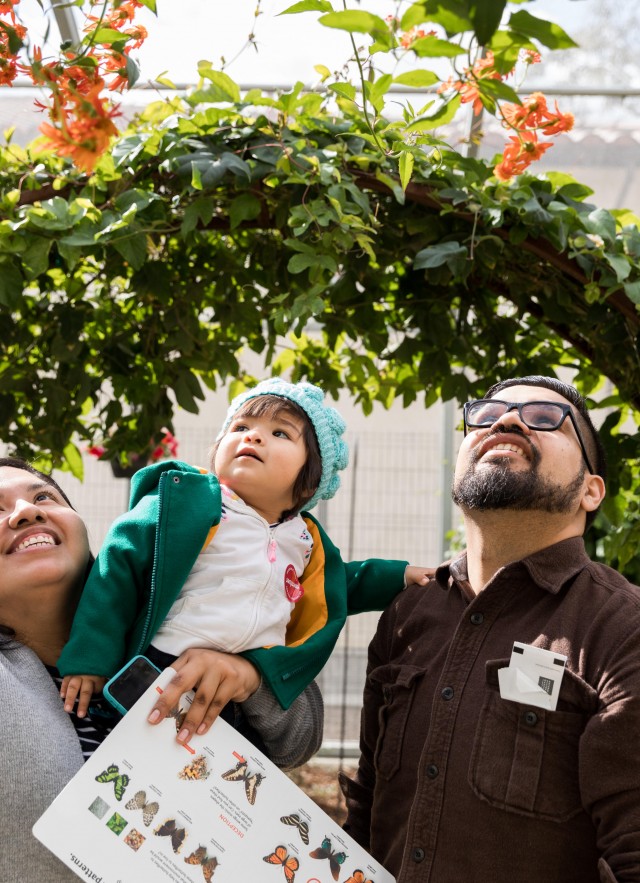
xmin=33 ymin=667 xmax=395 ymax=883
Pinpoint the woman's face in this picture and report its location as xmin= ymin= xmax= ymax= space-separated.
xmin=0 ymin=466 xmax=90 ymax=607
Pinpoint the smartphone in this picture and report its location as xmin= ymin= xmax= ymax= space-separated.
xmin=103 ymin=655 xmax=161 ymax=716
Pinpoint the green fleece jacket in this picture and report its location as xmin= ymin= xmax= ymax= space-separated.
xmin=58 ymin=460 xmax=408 ymax=708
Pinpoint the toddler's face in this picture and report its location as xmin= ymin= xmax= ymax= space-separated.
xmin=214 ymin=410 xmax=308 ymax=523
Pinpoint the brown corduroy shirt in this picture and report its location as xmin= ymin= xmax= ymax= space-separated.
xmin=342 ymin=537 xmax=640 ymax=883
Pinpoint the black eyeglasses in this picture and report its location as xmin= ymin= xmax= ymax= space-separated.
xmin=462 ymin=399 xmax=595 ymax=475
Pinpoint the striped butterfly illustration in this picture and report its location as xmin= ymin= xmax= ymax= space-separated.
xmin=221 ymin=760 xmax=265 ymax=806
xmin=154 ymin=818 xmax=187 ymax=853
xmin=279 ymin=813 xmax=310 ymax=846
xmin=184 ymin=845 xmax=219 ymax=882
xmin=263 ymin=845 xmax=299 ymax=883
xmin=125 ymin=789 xmax=159 ymax=826
xmin=309 ymin=835 xmax=347 ymax=882
xmin=95 ymin=764 xmax=129 ymax=801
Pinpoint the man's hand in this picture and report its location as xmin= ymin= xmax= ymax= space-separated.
xmin=60 ymin=674 xmax=107 ymax=718
xmin=146 ymin=648 xmax=261 ymax=745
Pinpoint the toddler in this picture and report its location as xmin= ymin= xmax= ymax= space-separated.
xmin=59 ymin=379 xmax=426 ymax=718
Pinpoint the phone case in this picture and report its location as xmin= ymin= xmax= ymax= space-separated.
xmin=103 ymin=655 xmax=161 ymax=716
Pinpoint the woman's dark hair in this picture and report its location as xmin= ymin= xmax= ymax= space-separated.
xmin=483 ymin=376 xmax=607 ymax=528
xmin=0 ymin=456 xmax=76 ymax=506
xmin=0 ymin=457 xmax=94 ymax=638
xmin=209 ymin=395 xmax=323 ymax=520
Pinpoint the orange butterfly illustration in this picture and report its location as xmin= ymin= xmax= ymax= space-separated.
xmin=344 ymin=871 xmax=373 ymax=883
xmin=263 ymin=844 xmax=299 ymax=883
xmin=184 ymin=845 xmax=219 ymax=882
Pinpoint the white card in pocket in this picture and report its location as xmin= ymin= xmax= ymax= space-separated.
xmin=498 ymin=641 xmax=567 ymax=711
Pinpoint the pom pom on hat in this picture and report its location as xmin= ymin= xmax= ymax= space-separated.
xmin=218 ymin=378 xmax=349 ymax=510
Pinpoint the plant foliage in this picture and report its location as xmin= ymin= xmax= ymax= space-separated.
xmin=0 ymin=0 xmax=638 ymax=576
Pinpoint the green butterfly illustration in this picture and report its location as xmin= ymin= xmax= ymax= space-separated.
xmin=95 ymin=763 xmax=130 ymax=801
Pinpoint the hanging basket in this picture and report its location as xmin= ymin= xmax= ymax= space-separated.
xmin=110 ymin=454 xmax=148 ymax=479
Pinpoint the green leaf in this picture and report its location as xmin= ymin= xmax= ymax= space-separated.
xmin=329 ymin=83 xmax=356 ymax=101
xmin=414 ymin=241 xmax=467 ymax=271
xmin=279 ymin=0 xmax=334 ymax=13
xmin=508 ymin=10 xmax=578 ymax=50
xmin=229 ymin=193 xmax=262 ymax=229
xmin=63 ymin=441 xmax=84 ymax=481
xmin=288 ymin=253 xmax=337 ymax=274
xmin=393 ymin=70 xmax=439 ymax=88
xmin=92 ymin=27 xmax=128 ymax=44
xmin=113 ymin=231 xmax=149 ymax=270
xmin=0 ymin=258 xmax=22 ymax=308
xmin=22 ymin=238 xmax=52 ymax=279
xmin=584 ymin=208 xmax=617 ymax=244
xmin=139 ymin=0 xmax=157 ymax=11
xmin=319 ymin=10 xmax=389 ymax=35
xmin=624 ymin=281 xmax=640 ymax=304
xmin=192 ymin=67 xmax=241 ymax=103
xmin=398 ymin=150 xmax=414 ymax=192
xmin=604 ymin=253 xmax=631 ymax=283
xmin=410 ymin=36 xmax=466 ymax=58
xmin=470 ymin=0 xmax=507 ymax=46
xmin=406 ymin=94 xmax=461 ymax=131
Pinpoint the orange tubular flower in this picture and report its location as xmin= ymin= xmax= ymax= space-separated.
xmin=494 ymin=132 xmax=552 ymax=181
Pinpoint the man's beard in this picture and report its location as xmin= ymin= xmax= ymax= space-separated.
xmin=452 ymin=433 xmax=585 ymax=514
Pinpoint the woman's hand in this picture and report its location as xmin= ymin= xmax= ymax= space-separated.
xmin=146 ymin=648 xmax=261 ymax=745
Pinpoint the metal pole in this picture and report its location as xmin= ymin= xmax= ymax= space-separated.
xmin=49 ymin=0 xmax=81 ymax=47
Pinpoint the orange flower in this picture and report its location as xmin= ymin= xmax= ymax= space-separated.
xmin=540 ymin=103 xmax=574 ymax=135
xmin=0 ymin=0 xmax=19 ymax=22
xmin=440 ymin=50 xmax=504 ymax=116
xmin=400 ymin=26 xmax=435 ymax=48
xmin=121 ymin=24 xmax=147 ymax=49
xmin=494 ymin=132 xmax=551 ymax=181
xmin=39 ymin=81 xmax=120 ymax=174
xmin=0 ymin=57 xmax=17 ymax=85
xmin=502 ymin=92 xmax=550 ymax=129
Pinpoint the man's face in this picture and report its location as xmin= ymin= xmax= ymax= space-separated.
xmin=452 ymin=385 xmax=589 ymax=514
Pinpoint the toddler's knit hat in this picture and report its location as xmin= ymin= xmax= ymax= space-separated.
xmin=218 ymin=378 xmax=349 ymax=510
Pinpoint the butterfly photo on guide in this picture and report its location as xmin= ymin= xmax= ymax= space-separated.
xmin=344 ymin=871 xmax=373 ymax=883
xmin=309 ymin=835 xmax=348 ymax=881
xmin=184 ymin=845 xmax=219 ymax=882
xmin=178 ymin=754 xmax=210 ymax=781
xmin=125 ymin=789 xmax=159 ymax=826
xmin=95 ymin=764 xmax=129 ymax=801
xmin=154 ymin=818 xmax=187 ymax=853
xmin=220 ymin=759 xmax=265 ymax=806
xmin=166 ymin=704 xmax=187 ymax=733
xmin=280 ymin=813 xmax=310 ymax=845
xmin=263 ymin=844 xmax=299 ymax=883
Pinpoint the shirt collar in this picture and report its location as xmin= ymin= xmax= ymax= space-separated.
xmin=435 ymin=536 xmax=591 ymax=596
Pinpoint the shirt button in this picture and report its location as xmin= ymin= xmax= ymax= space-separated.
xmin=426 ymin=763 xmax=439 ymax=779
xmin=470 ymin=612 xmax=484 ymax=625
xmin=524 ymin=710 xmax=538 ymax=726
xmin=441 ymin=686 xmax=454 ymax=701
xmin=412 ymin=847 xmax=425 ymax=863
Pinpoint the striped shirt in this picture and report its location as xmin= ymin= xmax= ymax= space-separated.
xmin=47 ymin=666 xmax=118 ymax=760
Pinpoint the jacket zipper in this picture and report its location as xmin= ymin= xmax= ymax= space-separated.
xmin=136 ymin=472 xmax=166 ymax=653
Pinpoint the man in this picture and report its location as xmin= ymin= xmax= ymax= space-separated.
xmin=342 ymin=376 xmax=640 ymax=883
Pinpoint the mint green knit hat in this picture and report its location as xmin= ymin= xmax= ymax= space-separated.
xmin=219 ymin=378 xmax=349 ymax=510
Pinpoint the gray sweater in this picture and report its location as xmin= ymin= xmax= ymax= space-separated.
xmin=1 ymin=640 xmax=83 ymax=883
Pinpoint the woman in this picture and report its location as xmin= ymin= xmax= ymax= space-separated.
xmin=0 ymin=457 xmax=322 ymax=883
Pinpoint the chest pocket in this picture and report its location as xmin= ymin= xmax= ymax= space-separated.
xmin=369 ymin=664 xmax=425 ymax=781
xmin=468 ymin=659 xmax=598 ymax=822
